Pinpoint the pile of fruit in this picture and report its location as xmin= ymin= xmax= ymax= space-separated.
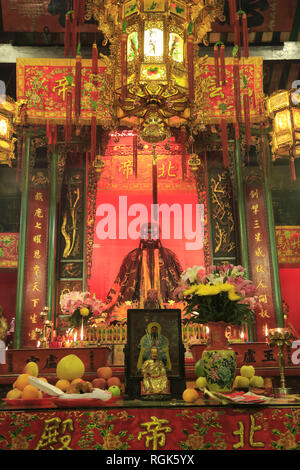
xmin=55 ymin=355 xmax=122 ymax=397
xmin=6 ymin=361 xmax=47 ymax=400
xmin=234 ymin=365 xmax=264 ymax=391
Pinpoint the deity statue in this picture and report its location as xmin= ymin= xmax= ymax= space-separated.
xmin=141 ymin=346 xmax=169 ymax=396
xmin=137 ymin=321 xmax=171 ymax=372
xmin=105 ymin=222 xmax=182 ymax=314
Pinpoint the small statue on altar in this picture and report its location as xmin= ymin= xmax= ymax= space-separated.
xmin=141 ymin=347 xmax=169 ymax=396
xmin=137 ymin=321 xmax=171 ymax=371
xmin=144 ymin=289 xmax=161 ymax=309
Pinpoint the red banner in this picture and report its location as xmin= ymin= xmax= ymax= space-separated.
xmin=244 ymin=182 xmax=277 ymax=341
xmin=0 ymin=406 xmax=299 ymax=450
xmin=16 ymin=57 xmax=263 ymax=126
xmin=22 ymin=185 xmax=49 ymax=347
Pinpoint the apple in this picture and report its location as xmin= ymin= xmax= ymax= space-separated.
xmin=92 ymin=378 xmax=107 ymax=389
xmin=108 ymin=385 xmax=121 ymax=396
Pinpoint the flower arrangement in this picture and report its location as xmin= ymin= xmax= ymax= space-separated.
xmin=175 ymin=264 xmax=262 ymax=326
xmin=60 ymin=291 xmax=107 ymax=328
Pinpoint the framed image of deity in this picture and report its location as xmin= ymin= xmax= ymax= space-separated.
xmin=124 ymin=309 xmax=186 ymax=399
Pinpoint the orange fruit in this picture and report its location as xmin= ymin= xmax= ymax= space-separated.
xmin=55 ymin=379 xmax=71 ymax=391
xmin=6 ymin=388 xmax=22 ymax=399
xmin=14 ymin=374 xmax=30 ymax=391
xmin=71 ymin=378 xmax=84 ymax=385
xmin=97 ymin=367 xmax=112 ymax=380
xmin=39 ymin=377 xmax=48 ymax=382
xmin=182 ymin=388 xmax=199 ymax=403
xmin=21 ymin=385 xmax=41 ymax=399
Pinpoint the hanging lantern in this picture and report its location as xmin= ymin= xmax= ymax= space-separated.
xmin=0 ymin=97 xmax=16 ymax=167
xmin=266 ymin=89 xmax=300 ymax=180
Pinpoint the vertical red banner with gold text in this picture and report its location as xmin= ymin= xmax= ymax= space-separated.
xmin=21 ymin=176 xmax=49 ymax=347
xmin=244 ymin=179 xmax=277 ymax=341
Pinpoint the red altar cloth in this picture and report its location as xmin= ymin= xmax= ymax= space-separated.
xmin=0 ymin=403 xmax=300 ymax=450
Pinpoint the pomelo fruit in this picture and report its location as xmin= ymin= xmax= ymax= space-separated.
xmin=23 ymin=361 xmax=39 ymax=377
xmin=56 ymin=354 xmax=85 ymax=381
xmin=97 ymin=366 xmax=112 ymax=380
xmin=249 ymin=376 xmax=264 ymax=388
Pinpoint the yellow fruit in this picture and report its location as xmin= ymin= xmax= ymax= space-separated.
xmin=56 ymin=354 xmax=85 ymax=381
xmin=196 ymin=377 xmax=207 ymax=390
xmin=21 ymin=385 xmax=41 ymax=399
xmin=71 ymin=378 xmax=84 ymax=385
xmin=14 ymin=374 xmax=30 ymax=391
xmin=55 ymin=379 xmax=71 ymax=391
xmin=182 ymin=388 xmax=199 ymax=403
xmin=234 ymin=375 xmax=250 ymax=389
xmin=249 ymin=376 xmax=264 ymax=388
xmin=6 ymin=388 xmax=22 ymax=399
xmin=23 ymin=361 xmax=39 ymax=377
xmin=240 ymin=365 xmax=255 ymax=378
xmin=39 ymin=377 xmax=48 ymax=382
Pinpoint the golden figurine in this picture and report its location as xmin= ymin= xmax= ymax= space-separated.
xmin=141 ymin=347 xmax=169 ymax=397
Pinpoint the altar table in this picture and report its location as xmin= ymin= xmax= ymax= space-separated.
xmin=0 ymin=399 xmax=300 ymax=451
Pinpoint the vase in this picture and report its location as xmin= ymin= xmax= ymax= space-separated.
xmin=201 ymin=321 xmax=236 ymax=392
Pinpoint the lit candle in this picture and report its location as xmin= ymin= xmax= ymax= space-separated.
xmin=264 ymin=324 xmax=268 ymax=338
xmin=80 ymin=320 xmax=84 ymax=347
xmin=240 ymin=330 xmax=244 ymax=340
xmin=37 ymin=340 xmax=41 ymax=348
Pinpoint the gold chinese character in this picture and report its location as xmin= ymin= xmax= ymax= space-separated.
xmin=34 ymin=208 xmax=44 ymax=219
xmin=233 ymin=416 xmax=265 ymax=449
xmin=258 ymin=294 xmax=268 ymax=304
xmin=259 ymin=309 xmax=270 ymax=319
xmin=29 ymin=329 xmax=37 ymax=341
xmin=255 ymin=247 xmax=265 ymax=258
xmin=254 ymin=232 xmax=262 ymax=242
xmin=33 ymin=235 xmax=42 ymax=244
xmin=137 ymin=416 xmax=172 ymax=450
xmin=254 ymin=219 xmax=260 ymax=229
xmin=34 ymin=250 xmax=41 ymax=259
xmin=158 ymin=161 xmax=177 ymax=178
xmin=36 ymin=418 xmax=61 ymax=450
xmin=53 ymin=78 xmax=74 ymax=101
xmin=251 ymin=204 xmax=259 ymax=215
xmin=33 ymin=264 xmax=41 ymax=277
xmin=32 ymin=298 xmax=40 ymax=308
xmin=256 ymin=264 xmax=264 ymax=273
xmin=30 ymin=313 xmax=37 ymax=324
xmin=118 ymin=160 xmax=133 ymax=179
xmin=35 ymin=192 xmax=44 ymax=202
xmin=32 ymin=282 xmax=40 ymax=293
xmin=35 ymin=222 xmax=42 ymax=230
xmin=257 ymin=279 xmax=267 ymax=289
xmin=250 ymin=189 xmax=259 ymax=199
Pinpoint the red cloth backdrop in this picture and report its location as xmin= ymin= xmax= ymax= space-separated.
xmin=279 ymin=267 xmax=300 ymax=337
xmin=88 ymin=134 xmax=204 ymax=304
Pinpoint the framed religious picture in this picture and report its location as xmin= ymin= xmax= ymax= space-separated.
xmin=124 ymin=309 xmax=186 ymax=399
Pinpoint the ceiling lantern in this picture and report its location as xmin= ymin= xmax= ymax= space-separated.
xmin=266 ymin=88 xmax=300 ymax=180
xmin=86 ymin=0 xmax=225 ymax=143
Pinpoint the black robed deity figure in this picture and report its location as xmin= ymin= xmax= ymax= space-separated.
xmin=105 ymin=222 xmax=182 ymax=314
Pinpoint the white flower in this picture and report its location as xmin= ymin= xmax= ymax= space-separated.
xmin=181 ymin=265 xmax=204 ymax=283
